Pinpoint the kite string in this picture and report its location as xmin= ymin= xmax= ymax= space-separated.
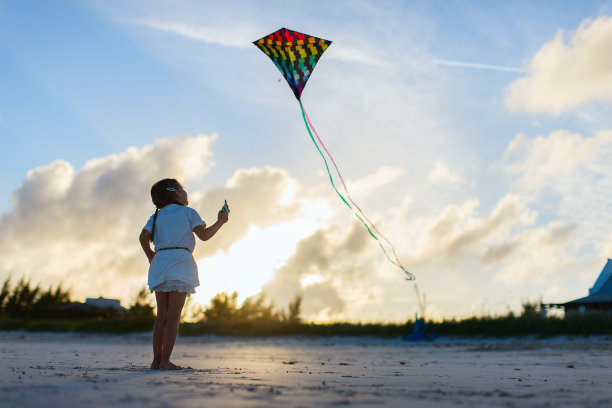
xmin=303 ymin=105 xmax=413 ymax=280
xmin=298 ymin=100 xmax=414 ymax=280
xmin=302 ymin=105 xmax=409 ymax=273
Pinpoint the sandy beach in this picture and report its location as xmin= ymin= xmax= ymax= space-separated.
xmin=1 ymin=332 xmax=611 ymax=408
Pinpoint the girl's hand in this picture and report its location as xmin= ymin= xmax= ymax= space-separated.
xmin=218 ymin=210 xmax=229 ymax=224
xmin=147 ymin=252 xmax=156 ymax=264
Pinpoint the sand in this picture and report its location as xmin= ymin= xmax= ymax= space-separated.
xmin=1 ymin=332 xmax=611 ymax=408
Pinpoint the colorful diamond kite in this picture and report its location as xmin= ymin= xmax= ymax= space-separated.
xmin=253 ymin=28 xmax=415 ymax=281
xmin=253 ymin=28 xmax=332 ymax=100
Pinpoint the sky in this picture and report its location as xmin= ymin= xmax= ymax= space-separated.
xmin=1 ymin=0 xmax=612 ymax=322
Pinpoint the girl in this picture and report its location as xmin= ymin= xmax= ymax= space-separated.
xmin=139 ymin=178 xmax=229 ymax=370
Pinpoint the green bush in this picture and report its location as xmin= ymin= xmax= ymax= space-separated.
xmin=0 ymin=278 xmax=72 ymax=319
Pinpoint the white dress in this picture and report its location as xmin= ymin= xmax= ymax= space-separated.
xmin=143 ymin=204 xmax=206 ymax=294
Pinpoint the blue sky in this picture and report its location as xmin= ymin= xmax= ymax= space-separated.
xmin=1 ymin=0 xmax=612 ymax=321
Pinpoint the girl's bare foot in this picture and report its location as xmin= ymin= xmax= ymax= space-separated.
xmin=150 ymin=361 xmax=160 ymax=370
xmin=159 ymin=361 xmax=182 ymax=370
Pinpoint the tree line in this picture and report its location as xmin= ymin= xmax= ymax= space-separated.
xmin=0 ymin=277 xmax=301 ymax=323
xmin=2 ymin=277 xmax=611 ymax=337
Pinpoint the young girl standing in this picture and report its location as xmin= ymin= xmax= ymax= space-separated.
xmin=139 ymin=178 xmax=229 ymax=370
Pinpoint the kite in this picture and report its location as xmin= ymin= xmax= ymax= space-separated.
xmin=253 ymin=28 xmax=415 ymax=280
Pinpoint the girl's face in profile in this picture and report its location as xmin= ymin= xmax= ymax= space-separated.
xmin=173 ymin=185 xmax=188 ymax=206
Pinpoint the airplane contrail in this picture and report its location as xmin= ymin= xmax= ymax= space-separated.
xmin=435 ymin=59 xmax=530 ymax=74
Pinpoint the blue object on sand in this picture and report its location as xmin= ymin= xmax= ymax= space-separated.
xmin=402 ymin=318 xmax=437 ymax=342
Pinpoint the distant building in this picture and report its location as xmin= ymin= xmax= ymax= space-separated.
xmin=543 ymin=259 xmax=612 ymax=316
xmin=85 ymin=297 xmax=125 ymax=311
xmin=42 ymin=297 xmax=126 ymax=319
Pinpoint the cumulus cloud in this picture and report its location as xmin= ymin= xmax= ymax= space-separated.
xmin=502 ymin=129 xmax=612 ymax=275
xmin=257 ymin=189 xmax=552 ymax=320
xmin=483 ymin=222 xmax=576 ymax=267
xmin=4 ymin=130 xmax=608 ymax=320
xmin=599 ymin=232 xmax=612 ymax=259
xmin=190 ymin=166 xmax=302 ymax=259
xmin=408 ymin=195 xmax=536 ymax=265
xmin=505 ymin=15 xmax=612 ymax=115
xmin=503 ymin=130 xmax=612 ymax=193
xmin=427 ymin=161 xmax=465 ymax=185
xmin=0 ymin=132 xmax=409 ymax=320
xmin=493 ymin=222 xmax=579 ymax=285
xmin=346 ymin=166 xmax=403 ymax=198
xmin=0 ymin=135 xmax=301 ymax=303
xmin=3 ymin=135 xmax=215 ymax=249
xmin=262 ymin=221 xmax=372 ymax=319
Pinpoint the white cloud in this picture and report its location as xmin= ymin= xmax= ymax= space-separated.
xmin=503 ymin=130 xmax=612 ymax=194
xmin=0 ymin=132 xmax=421 ymax=320
xmin=427 ymin=161 xmax=465 ymax=185
xmin=407 ymin=195 xmax=536 ymax=266
xmin=127 ymin=19 xmax=395 ymax=68
xmin=493 ymin=222 xmax=577 ymax=285
xmin=435 ymin=59 xmax=529 ymax=73
xmin=3 ymin=131 xmax=606 ymax=321
xmin=191 ymin=165 xmax=303 ymax=259
xmin=346 ymin=166 xmax=403 ymax=198
xmin=327 ymin=45 xmax=394 ymax=67
xmin=599 ymin=232 xmax=612 ymax=259
xmin=126 ymin=19 xmax=255 ymax=47
xmin=505 ymin=15 xmax=612 ymax=115
xmin=496 ymin=128 xmax=612 ymax=296
xmin=0 ymin=135 xmax=302 ymax=303
xmin=261 ymin=221 xmax=374 ymax=320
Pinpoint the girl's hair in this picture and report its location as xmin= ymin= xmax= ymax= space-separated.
xmin=149 ymin=178 xmax=183 ymax=242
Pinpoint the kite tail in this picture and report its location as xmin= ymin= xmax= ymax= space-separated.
xmin=298 ymin=100 xmax=415 ymax=280
xmin=302 ymin=105 xmax=409 ymax=273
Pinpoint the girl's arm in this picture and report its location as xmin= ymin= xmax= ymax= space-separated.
xmin=193 ymin=211 xmax=229 ymax=241
xmin=139 ymin=229 xmax=156 ymax=263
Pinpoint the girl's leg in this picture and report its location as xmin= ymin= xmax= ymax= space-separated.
xmin=151 ymin=291 xmax=169 ymax=369
xmin=159 ymin=291 xmax=187 ymax=370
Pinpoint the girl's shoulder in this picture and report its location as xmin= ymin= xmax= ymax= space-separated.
xmin=161 ymin=203 xmax=186 ymax=211
xmin=182 ymin=205 xmax=198 ymax=213
xmin=184 ymin=206 xmax=203 ymax=218
xmin=163 ymin=204 xmax=200 ymax=215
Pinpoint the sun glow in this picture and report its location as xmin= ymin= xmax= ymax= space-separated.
xmin=300 ymin=274 xmax=325 ymax=287
xmin=194 ymin=202 xmax=329 ymax=307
